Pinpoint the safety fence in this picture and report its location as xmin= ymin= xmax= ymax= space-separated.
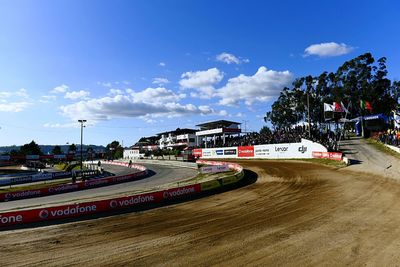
xmin=0 ymin=161 xmax=147 ymax=202
xmin=0 ymin=160 xmax=244 ymax=228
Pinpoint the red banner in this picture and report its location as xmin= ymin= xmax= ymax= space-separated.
xmin=193 ymin=149 xmax=203 ymax=157
xmin=312 ymin=151 xmax=343 ymax=161
xmin=0 ymin=170 xmax=147 ymax=202
xmin=238 ymin=146 xmax=254 ymax=158
xmin=0 ymin=184 xmax=201 ymax=227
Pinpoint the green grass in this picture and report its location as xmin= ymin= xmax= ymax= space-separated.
xmin=294 ymin=158 xmax=347 ymax=168
xmin=366 ymin=138 xmax=400 ymax=160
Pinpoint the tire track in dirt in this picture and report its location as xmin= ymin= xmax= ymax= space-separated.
xmin=2 ymin=160 xmax=400 ymax=266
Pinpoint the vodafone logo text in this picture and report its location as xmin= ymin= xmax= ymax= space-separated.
xmin=109 ymin=195 xmax=155 ymax=208
xmin=163 ymin=187 xmax=196 ymax=199
xmin=42 ymin=204 xmax=97 ymax=218
xmin=5 ymin=190 xmax=41 ymax=200
xmin=0 ymin=214 xmax=23 ymax=224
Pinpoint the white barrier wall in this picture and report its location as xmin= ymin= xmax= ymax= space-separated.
xmin=194 ymin=139 xmax=328 ymax=159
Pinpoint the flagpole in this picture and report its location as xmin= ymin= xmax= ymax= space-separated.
xmin=338 ymin=101 xmax=351 ymax=150
xmin=307 ymin=93 xmax=311 ymax=138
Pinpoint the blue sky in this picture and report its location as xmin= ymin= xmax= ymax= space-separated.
xmin=0 ymin=0 xmax=399 ymax=147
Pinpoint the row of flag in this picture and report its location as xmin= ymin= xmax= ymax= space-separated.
xmin=324 ymin=100 xmax=373 ymax=113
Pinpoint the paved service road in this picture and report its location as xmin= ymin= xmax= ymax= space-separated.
xmin=339 ymin=137 xmax=400 ymax=180
xmin=0 ymin=163 xmax=198 ymax=212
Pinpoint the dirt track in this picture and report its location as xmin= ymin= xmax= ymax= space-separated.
xmin=2 ymin=157 xmax=400 ymax=266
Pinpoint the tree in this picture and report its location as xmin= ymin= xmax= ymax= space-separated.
xmin=52 ymin=145 xmax=62 ymax=155
xmin=68 ymin=143 xmax=77 ymax=154
xmin=106 ymin=141 xmax=123 ymax=159
xmin=260 ymin=126 xmax=272 ymax=135
xmin=19 ymin=140 xmax=42 ymax=155
xmin=266 ymin=53 xmax=397 ymax=129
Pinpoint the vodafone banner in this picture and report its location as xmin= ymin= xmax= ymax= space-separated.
xmin=0 ymin=169 xmax=148 ymax=202
xmin=0 ymin=160 xmax=243 ymax=228
xmin=0 ymin=184 xmax=201 ymax=227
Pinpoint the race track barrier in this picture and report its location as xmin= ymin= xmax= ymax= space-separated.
xmin=0 ymin=162 xmax=147 ymax=202
xmin=312 ymin=151 xmax=343 ymax=161
xmin=0 ymin=161 xmax=244 ymax=228
xmin=0 ymin=171 xmax=73 ymax=186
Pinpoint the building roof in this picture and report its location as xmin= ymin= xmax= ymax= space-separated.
xmin=156 ymin=128 xmax=197 ymax=136
xmin=196 ymin=120 xmax=241 ymax=130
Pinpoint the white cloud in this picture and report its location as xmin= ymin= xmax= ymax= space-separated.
xmin=0 ymin=92 xmax=12 ymax=98
xmin=43 ymin=122 xmax=79 ymax=128
xmin=0 ymin=89 xmax=29 ymax=99
xmin=159 ymin=62 xmax=166 ymax=67
xmin=60 ymin=89 xmax=219 ymax=122
xmin=216 ymin=52 xmax=249 ymax=64
xmin=39 ymin=95 xmax=57 ymax=103
xmin=15 ymin=88 xmax=29 ymax=98
xmin=0 ymin=102 xmax=31 ymax=112
xmin=216 ymin=66 xmax=293 ymax=106
xmin=51 ymin=84 xmax=69 ymax=94
xmin=129 ymin=87 xmax=185 ymax=103
xmin=179 ymin=68 xmax=223 ymax=99
xmin=304 ymin=42 xmax=354 ymax=57
xmin=152 ymin=77 xmax=170 ymax=86
xmin=108 ymin=89 xmax=123 ymax=96
xmin=64 ymin=90 xmax=90 ymax=100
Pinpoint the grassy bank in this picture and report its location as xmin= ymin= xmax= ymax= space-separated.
xmin=366 ymin=138 xmax=400 ymax=160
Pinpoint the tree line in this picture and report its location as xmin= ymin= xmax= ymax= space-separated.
xmin=265 ymin=53 xmax=400 ymax=128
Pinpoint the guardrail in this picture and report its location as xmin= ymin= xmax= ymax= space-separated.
xmin=0 ymin=160 xmax=244 ymax=228
xmin=121 ymin=159 xmax=198 ymax=169
xmin=0 ymin=162 xmax=147 ymax=202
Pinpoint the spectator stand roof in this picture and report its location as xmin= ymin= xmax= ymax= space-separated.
xmin=196 ymin=120 xmax=241 ymax=130
xmin=156 ymin=128 xmax=197 ymax=136
xmin=195 ymin=120 xmax=242 ymax=137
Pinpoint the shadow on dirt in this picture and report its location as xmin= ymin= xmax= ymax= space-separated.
xmin=349 ymin=159 xmax=362 ymax=165
xmin=0 ymin=169 xmax=258 ymax=231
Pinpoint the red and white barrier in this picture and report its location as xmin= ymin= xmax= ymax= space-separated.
xmin=0 ymin=184 xmax=201 ymax=227
xmin=0 ymin=163 xmax=148 ymax=202
xmin=312 ymin=151 xmax=343 ymax=161
xmin=0 ymin=161 xmax=244 ymax=228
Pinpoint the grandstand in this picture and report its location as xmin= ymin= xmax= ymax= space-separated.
xmin=195 ymin=120 xmax=241 ymax=148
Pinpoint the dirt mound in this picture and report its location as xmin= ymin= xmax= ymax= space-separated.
xmin=2 ymin=159 xmax=400 ymax=266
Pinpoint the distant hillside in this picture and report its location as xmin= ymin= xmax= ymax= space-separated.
xmin=0 ymin=144 xmax=106 ymax=155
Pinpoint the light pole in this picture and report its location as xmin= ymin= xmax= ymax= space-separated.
xmin=78 ymin=119 xmax=87 ymax=170
xmin=307 ymin=93 xmax=311 ymax=138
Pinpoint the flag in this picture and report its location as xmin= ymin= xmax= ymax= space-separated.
xmin=340 ymin=102 xmax=349 ymax=113
xmin=323 ymin=103 xmax=334 ymax=112
xmin=360 ymin=100 xmax=372 ymax=111
xmin=333 ymin=102 xmax=344 ymax=112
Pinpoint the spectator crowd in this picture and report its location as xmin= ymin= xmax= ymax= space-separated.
xmin=377 ymin=128 xmax=400 ymax=147
xmin=199 ymin=125 xmax=341 ymax=152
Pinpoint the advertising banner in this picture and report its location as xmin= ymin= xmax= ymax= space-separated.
xmin=0 ymin=170 xmax=147 ymax=202
xmin=224 ymin=148 xmax=237 ymax=156
xmin=0 ymin=184 xmax=201 ymax=227
xmin=238 ymin=146 xmax=254 ymax=158
xmin=196 ymin=139 xmax=327 ymax=160
xmin=193 ymin=149 xmax=202 ymax=157
xmin=200 ymin=165 xmax=230 ymax=174
xmin=312 ymin=151 xmax=343 ymax=161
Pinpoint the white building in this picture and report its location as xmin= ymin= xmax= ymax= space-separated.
xmin=123 ymin=147 xmax=141 ymax=159
xmin=158 ymin=128 xmax=197 ymax=150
